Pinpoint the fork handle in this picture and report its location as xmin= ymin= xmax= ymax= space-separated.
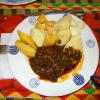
xmin=0 ymin=45 xmax=8 ymax=54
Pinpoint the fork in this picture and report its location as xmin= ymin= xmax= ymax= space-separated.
xmin=0 ymin=45 xmax=19 ymax=55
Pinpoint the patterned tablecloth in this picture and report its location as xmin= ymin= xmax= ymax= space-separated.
xmin=0 ymin=0 xmax=100 ymax=15
xmin=0 ymin=12 xmax=100 ymax=100
xmin=0 ymin=1 xmax=100 ymax=100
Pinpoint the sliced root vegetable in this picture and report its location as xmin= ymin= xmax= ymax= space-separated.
xmin=56 ymin=29 xmax=71 ymax=46
xmin=70 ymin=27 xmax=80 ymax=36
xmin=31 ymin=28 xmax=46 ymax=47
xmin=54 ymin=15 xmax=72 ymax=31
xmin=65 ymin=35 xmax=82 ymax=51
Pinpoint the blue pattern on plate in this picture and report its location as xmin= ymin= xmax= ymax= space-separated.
xmin=28 ymin=16 xmax=36 ymax=25
xmin=86 ymin=39 xmax=95 ymax=48
xmin=7 ymin=0 xmax=29 ymax=3
xmin=7 ymin=0 xmax=18 ymax=2
xmin=8 ymin=46 xmax=19 ymax=55
xmin=29 ymin=78 xmax=40 ymax=88
xmin=73 ymin=74 xmax=85 ymax=86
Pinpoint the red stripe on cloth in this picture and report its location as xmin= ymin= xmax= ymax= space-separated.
xmin=83 ymin=13 xmax=100 ymax=29
xmin=0 ymin=15 xmax=26 ymax=33
xmin=13 ymin=80 xmax=31 ymax=92
xmin=1 ymin=88 xmax=16 ymax=96
xmin=0 ymin=79 xmax=32 ymax=96
xmin=0 ymin=79 xmax=14 ymax=91
xmin=13 ymin=80 xmax=32 ymax=96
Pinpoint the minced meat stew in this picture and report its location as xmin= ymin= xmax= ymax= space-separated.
xmin=30 ymin=45 xmax=82 ymax=82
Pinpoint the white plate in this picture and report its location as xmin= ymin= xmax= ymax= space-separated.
xmin=8 ymin=14 xmax=99 ymax=96
xmin=0 ymin=0 xmax=36 ymax=5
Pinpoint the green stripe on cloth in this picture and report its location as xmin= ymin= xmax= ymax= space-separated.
xmin=91 ymin=3 xmax=100 ymax=7
xmin=3 ymin=9 xmax=12 ymax=15
xmin=0 ymin=98 xmax=6 ymax=100
xmin=64 ymin=3 xmax=74 ymax=7
xmin=55 ymin=0 xmax=63 ymax=3
xmin=51 ymin=3 xmax=62 ymax=7
xmin=81 ymin=0 xmax=88 ymax=3
xmin=79 ymin=3 xmax=89 ymax=7
xmin=29 ymin=9 xmax=39 ymax=15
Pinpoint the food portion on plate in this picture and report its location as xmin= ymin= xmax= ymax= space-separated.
xmin=30 ymin=46 xmax=82 ymax=82
xmin=15 ymin=30 xmax=37 ymax=57
xmin=15 ymin=14 xmax=85 ymax=82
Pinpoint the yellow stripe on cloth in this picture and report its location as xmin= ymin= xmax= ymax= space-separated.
xmin=8 ymin=92 xmax=22 ymax=97
xmin=93 ymin=0 xmax=100 ymax=3
xmin=0 ymin=5 xmax=9 ymax=9
xmin=84 ymin=95 xmax=99 ymax=100
xmin=26 ymin=5 xmax=36 ymax=9
xmin=94 ymin=89 xmax=100 ymax=94
xmin=11 ymin=6 xmax=23 ymax=9
xmin=93 ymin=7 xmax=100 ymax=11
xmin=42 ymin=0 xmax=50 ymax=3
xmin=45 ymin=96 xmax=61 ymax=100
xmin=27 ymin=93 xmax=42 ymax=99
xmin=66 ymin=94 xmax=80 ymax=100
xmin=0 ymin=93 xmax=4 ymax=97
xmin=55 ymin=0 xmax=62 ymax=3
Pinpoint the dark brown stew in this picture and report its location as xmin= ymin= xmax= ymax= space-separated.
xmin=30 ymin=45 xmax=82 ymax=82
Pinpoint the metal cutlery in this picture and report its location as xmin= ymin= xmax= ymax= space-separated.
xmin=0 ymin=45 xmax=18 ymax=55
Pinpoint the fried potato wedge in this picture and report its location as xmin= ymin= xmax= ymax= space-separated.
xmin=17 ymin=30 xmax=36 ymax=49
xmin=37 ymin=13 xmax=48 ymax=24
xmin=35 ymin=22 xmax=46 ymax=31
xmin=15 ymin=40 xmax=36 ymax=57
xmin=45 ymin=21 xmax=56 ymax=28
xmin=43 ymin=34 xmax=57 ymax=46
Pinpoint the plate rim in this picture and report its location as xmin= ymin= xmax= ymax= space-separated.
xmin=0 ymin=0 xmax=36 ymax=5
